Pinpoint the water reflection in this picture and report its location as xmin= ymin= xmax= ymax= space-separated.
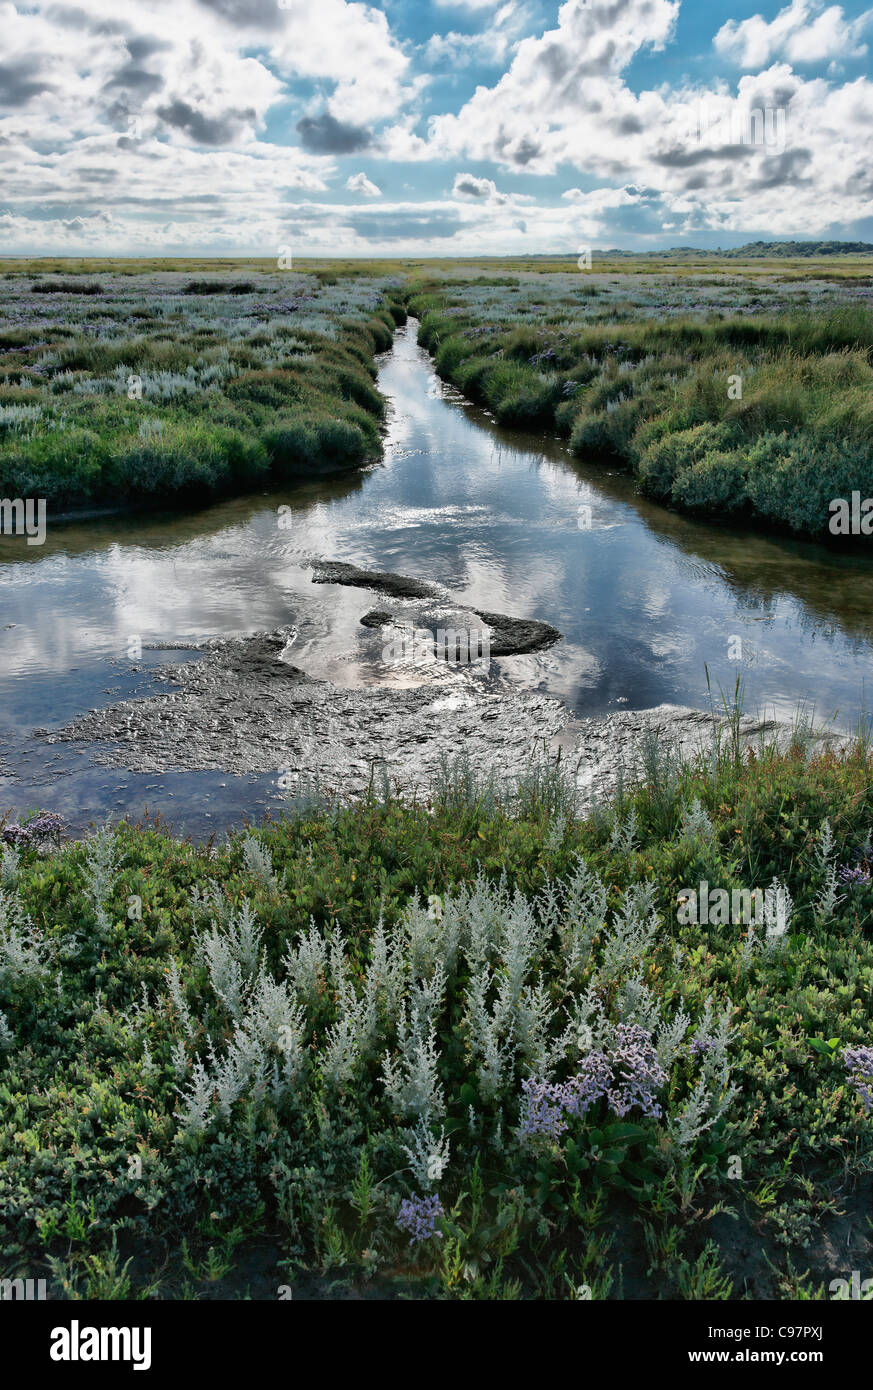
xmin=1 ymin=318 xmax=872 ymax=834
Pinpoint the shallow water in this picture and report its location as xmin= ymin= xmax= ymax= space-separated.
xmin=1 ymin=318 xmax=872 ymax=836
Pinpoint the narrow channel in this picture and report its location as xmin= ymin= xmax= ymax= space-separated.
xmin=1 ymin=318 xmax=871 ymax=836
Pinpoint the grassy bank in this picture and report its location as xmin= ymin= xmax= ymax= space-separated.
xmin=6 ymin=255 xmax=873 ymax=531
xmin=2 ymin=720 xmax=872 ymax=1300
xmin=0 ymin=266 xmax=406 ymax=509
xmin=408 ymin=267 xmax=873 ymax=539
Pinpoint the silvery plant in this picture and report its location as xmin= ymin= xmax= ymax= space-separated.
xmin=0 ymin=890 xmax=53 ymax=985
xmin=165 ymin=856 xmax=740 ymax=1194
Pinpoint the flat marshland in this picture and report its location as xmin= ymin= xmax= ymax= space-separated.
xmin=1 ymin=255 xmax=872 ymax=1301
xmin=0 ymin=262 xmax=407 ymax=509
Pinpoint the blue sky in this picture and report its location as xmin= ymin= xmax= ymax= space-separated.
xmin=1 ymin=0 xmax=872 ymax=253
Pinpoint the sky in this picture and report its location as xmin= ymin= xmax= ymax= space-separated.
xmin=1 ymin=0 xmax=872 ymax=255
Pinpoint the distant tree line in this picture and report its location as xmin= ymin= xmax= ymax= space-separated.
xmin=721 ymin=240 xmax=873 ymax=257
xmin=588 ymin=242 xmax=873 ymax=258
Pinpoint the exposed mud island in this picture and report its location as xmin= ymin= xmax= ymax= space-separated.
xmin=39 ymin=560 xmax=807 ymax=809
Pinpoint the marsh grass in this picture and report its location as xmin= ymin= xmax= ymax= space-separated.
xmin=0 ymin=270 xmax=408 ymax=507
xmin=409 ymin=271 xmax=873 ymax=538
xmin=2 ymin=703 xmax=872 ymax=1299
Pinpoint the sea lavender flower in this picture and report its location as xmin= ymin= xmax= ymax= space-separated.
xmin=521 ymin=1025 xmax=667 ymax=1141
xmin=397 ymin=1193 xmax=443 ymax=1246
xmin=838 ymin=842 xmax=873 ymax=888
xmin=562 ymin=1050 xmax=613 ymax=1116
xmin=607 ymin=1023 xmax=667 ymax=1120
xmin=1 ymin=824 xmax=32 ymax=847
xmin=843 ymin=1045 xmax=873 ymax=1114
xmin=838 ymin=862 xmax=871 ymax=888
xmin=529 ymin=348 xmax=557 ymax=368
xmin=27 ymin=812 xmax=64 ymax=841
xmin=519 ymin=1077 xmax=570 ymax=1140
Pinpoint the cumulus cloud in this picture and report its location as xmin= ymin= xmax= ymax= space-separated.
xmin=406 ymin=0 xmax=873 ymax=239
xmin=1 ymin=0 xmax=872 ymax=254
xmin=426 ymin=0 xmax=681 ymax=171
xmin=297 ymin=112 xmax=372 ymax=154
xmin=715 ymin=1 xmax=873 ymax=69
xmin=268 ymin=0 xmax=414 ymax=126
xmin=424 ymin=2 xmax=528 ymax=67
xmin=157 ymin=98 xmax=257 ymax=146
xmin=0 ymin=56 xmax=54 ymax=106
xmin=345 ymin=170 xmax=381 ymax=196
xmin=452 ymin=172 xmax=506 ymax=201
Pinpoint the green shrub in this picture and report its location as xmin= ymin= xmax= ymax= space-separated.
xmin=745 ymin=432 xmax=873 ymax=535
xmin=0 ymin=272 xmax=400 ymax=507
xmin=411 ymin=278 xmax=873 ymax=539
xmin=182 ymin=280 xmax=255 ymax=295
xmin=637 ymin=422 xmax=740 ymax=501
xmin=670 ymin=446 xmax=750 ymax=515
xmin=2 ymin=731 xmax=873 ymax=1298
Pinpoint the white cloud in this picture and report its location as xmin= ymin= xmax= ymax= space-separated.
xmin=345 ymin=171 xmax=381 ymax=196
xmin=2 ymin=0 xmax=873 ymax=253
xmin=424 ymin=2 xmax=529 ymax=67
xmin=426 ymin=0 xmax=680 ymax=171
xmin=270 ymin=0 xmax=414 ymax=125
xmin=714 ymin=1 xmax=873 ymax=69
xmin=391 ymin=0 xmax=873 ymax=239
xmin=452 ymin=172 xmax=506 ymax=201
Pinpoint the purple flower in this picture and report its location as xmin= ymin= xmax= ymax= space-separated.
xmin=839 ymin=862 xmax=871 ymax=887
xmin=397 ymin=1193 xmax=443 ymax=1246
xmin=520 ymin=1077 xmax=570 ymax=1140
xmin=1 ymin=824 xmax=32 ymax=846
xmin=521 ymin=1025 xmax=667 ymax=1141
xmin=26 ymin=812 xmax=64 ymax=840
xmin=562 ymin=1051 xmax=613 ymax=1116
xmin=838 ymin=845 xmax=873 ymax=888
xmin=607 ymin=1023 xmax=667 ymax=1120
xmin=843 ymin=1045 xmax=873 ymax=1114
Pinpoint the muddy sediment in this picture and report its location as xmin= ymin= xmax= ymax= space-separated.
xmin=39 ymin=638 xmax=824 ymax=808
xmin=311 ymin=560 xmax=437 ymax=601
xmin=36 ymin=562 xmax=836 ymax=807
xmin=37 ymin=562 xmax=575 ymax=797
xmin=42 ymin=627 xmax=568 ymax=796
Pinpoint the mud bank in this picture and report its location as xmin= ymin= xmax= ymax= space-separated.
xmin=38 ymin=629 xmax=831 ymax=808
xmin=41 ymin=628 xmax=569 ymax=797
xmin=31 ymin=560 xmax=579 ymax=804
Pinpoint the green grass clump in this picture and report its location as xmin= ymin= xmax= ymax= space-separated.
xmin=30 ymin=281 xmax=104 ymax=295
xmin=408 ymin=273 xmax=873 ymax=539
xmin=0 ymin=272 xmax=409 ymax=510
xmin=182 ymin=281 xmax=256 ymax=296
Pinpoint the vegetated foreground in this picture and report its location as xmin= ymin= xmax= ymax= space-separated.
xmin=0 ymin=263 xmax=406 ymax=509
xmin=408 ymin=261 xmax=873 ymax=539
xmin=1 ymin=725 xmax=872 ymax=1300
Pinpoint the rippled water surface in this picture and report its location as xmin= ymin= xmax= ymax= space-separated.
xmin=2 ymin=319 xmax=872 ymax=835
